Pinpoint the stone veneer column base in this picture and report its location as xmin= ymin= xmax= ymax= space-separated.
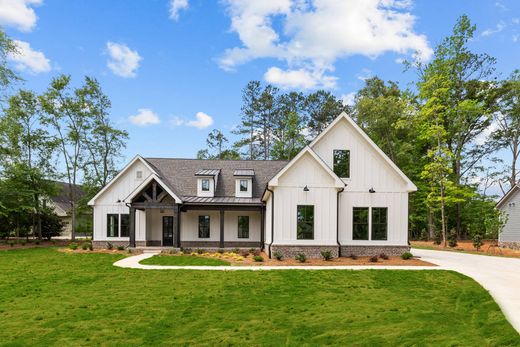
xmin=340 ymin=245 xmax=410 ymax=257
xmin=499 ymin=241 xmax=520 ymax=250
xmin=92 ymin=240 xmax=130 ymax=249
xmin=271 ymin=245 xmax=339 ymax=259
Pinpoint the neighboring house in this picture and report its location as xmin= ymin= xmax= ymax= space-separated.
xmin=48 ymin=182 xmax=88 ymax=238
xmin=496 ymin=185 xmax=520 ymax=250
xmin=88 ymin=113 xmax=417 ymax=257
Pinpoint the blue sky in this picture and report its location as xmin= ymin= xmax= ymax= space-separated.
xmin=2 ymin=0 xmax=520 ymax=164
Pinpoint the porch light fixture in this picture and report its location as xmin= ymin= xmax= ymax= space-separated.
xmin=369 ymin=188 xmax=376 ymax=193
xmin=303 ymin=185 xmax=310 ymax=192
xmin=116 ymin=199 xmax=122 ymax=203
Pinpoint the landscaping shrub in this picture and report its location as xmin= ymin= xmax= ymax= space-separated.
xmin=232 ymin=248 xmax=240 ymax=254
xmin=8 ymin=240 xmax=14 ymax=247
xmin=472 ymin=233 xmax=483 ymax=251
xmin=35 ymin=240 xmax=40 ymax=245
xmin=240 ymin=249 xmax=249 ymax=257
xmin=117 ymin=245 xmax=125 ymax=251
xmin=401 ymin=252 xmax=413 ymax=260
xmin=273 ymin=251 xmax=283 ymax=261
xmin=448 ymin=228 xmax=458 ymax=248
xmin=106 ymin=242 xmax=113 ymax=250
xmin=249 ymin=248 xmax=256 ymax=254
xmin=369 ymin=255 xmax=378 ymax=262
xmin=69 ymin=243 xmax=78 ymax=250
xmin=81 ymin=243 xmax=88 ymax=250
xmin=183 ymin=248 xmax=192 ymax=254
xmin=253 ymin=255 xmax=264 ymax=262
xmin=349 ymin=254 xmax=358 ymax=260
xmin=20 ymin=240 xmax=26 ymax=246
xmin=197 ymin=248 xmax=204 ymax=254
xmin=433 ymin=230 xmax=442 ymax=245
xmin=379 ymin=253 xmax=389 ymax=260
xmin=88 ymin=243 xmax=93 ymax=251
xmin=295 ymin=253 xmax=307 ymax=263
xmin=217 ymin=248 xmax=224 ymax=254
xmin=320 ymin=250 xmax=333 ymax=261
xmin=251 ymin=249 xmax=261 ymax=256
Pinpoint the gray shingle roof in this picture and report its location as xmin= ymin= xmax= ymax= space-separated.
xmin=195 ymin=169 xmax=221 ymax=176
xmin=233 ymin=169 xmax=255 ymax=176
xmin=144 ymin=158 xmax=288 ymax=202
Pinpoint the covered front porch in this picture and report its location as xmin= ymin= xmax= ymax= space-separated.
xmin=127 ymin=180 xmax=264 ymax=249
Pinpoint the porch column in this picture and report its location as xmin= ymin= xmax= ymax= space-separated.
xmin=175 ymin=204 xmax=181 ymax=248
xmin=219 ymin=209 xmax=224 ymax=248
xmin=260 ymin=207 xmax=265 ymax=250
xmin=129 ymin=206 xmax=136 ymax=248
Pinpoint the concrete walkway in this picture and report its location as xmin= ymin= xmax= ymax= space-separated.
xmin=114 ymin=249 xmax=520 ymax=333
xmin=412 ymin=248 xmax=520 ymax=333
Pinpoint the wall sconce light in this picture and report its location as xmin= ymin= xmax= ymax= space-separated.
xmin=369 ymin=188 xmax=376 ymax=193
xmin=116 ymin=199 xmax=122 ymax=203
xmin=303 ymin=185 xmax=309 ymax=192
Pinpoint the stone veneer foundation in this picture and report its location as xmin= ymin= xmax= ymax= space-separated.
xmin=499 ymin=241 xmax=520 ymax=250
xmin=270 ymin=245 xmax=410 ymax=259
xmin=270 ymin=245 xmax=339 ymax=259
xmin=340 ymin=245 xmax=410 ymax=257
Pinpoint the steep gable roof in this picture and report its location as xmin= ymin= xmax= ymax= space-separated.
xmin=309 ymin=112 xmax=417 ymax=192
xmin=496 ymin=184 xmax=520 ymax=209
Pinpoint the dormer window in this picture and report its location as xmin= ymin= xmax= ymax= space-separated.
xmin=239 ymin=179 xmax=248 ymax=192
xmin=201 ymin=179 xmax=210 ymax=191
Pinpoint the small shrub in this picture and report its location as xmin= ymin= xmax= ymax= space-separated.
xmin=253 ymin=255 xmax=264 ymax=262
xmin=69 ymin=243 xmax=78 ymax=250
xmin=183 ymin=248 xmax=192 ymax=254
xmin=295 ymin=252 xmax=307 ymax=263
xmin=433 ymin=231 xmax=442 ymax=245
xmin=369 ymin=255 xmax=378 ymax=263
xmin=401 ymin=252 xmax=413 ymax=260
xmin=232 ymin=248 xmax=240 ymax=254
xmin=240 ymin=249 xmax=249 ymax=257
xmin=217 ymin=248 xmax=224 ymax=254
xmin=88 ymin=243 xmax=93 ymax=251
xmin=20 ymin=240 xmax=26 ymax=246
xmin=8 ymin=240 xmax=15 ymax=247
xmin=251 ymin=249 xmax=261 ymax=256
xmin=35 ymin=240 xmax=41 ymax=245
xmin=168 ymin=249 xmax=177 ymax=255
xmin=249 ymin=248 xmax=256 ymax=254
xmin=106 ymin=242 xmax=113 ymax=250
xmin=320 ymin=250 xmax=333 ymax=261
xmin=117 ymin=245 xmax=125 ymax=251
xmin=273 ymin=251 xmax=284 ymax=261
xmin=81 ymin=243 xmax=88 ymax=250
xmin=349 ymin=253 xmax=358 ymax=260
xmin=472 ymin=233 xmax=483 ymax=251
xmin=379 ymin=253 xmax=389 ymax=260
xmin=127 ymin=249 xmax=132 ymax=254
xmin=448 ymin=229 xmax=457 ymax=248
xmin=197 ymin=248 xmax=204 ymax=254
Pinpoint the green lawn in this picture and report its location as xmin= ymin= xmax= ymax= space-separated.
xmin=0 ymin=248 xmax=518 ymax=346
xmin=140 ymin=254 xmax=230 ymax=266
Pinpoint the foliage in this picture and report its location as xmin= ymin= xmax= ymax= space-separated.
xmin=349 ymin=254 xmax=358 ymax=260
xmin=320 ymin=250 xmax=333 ymax=261
xmin=106 ymin=242 xmax=113 ymax=250
xmin=295 ymin=252 xmax=307 ymax=263
xmin=448 ymin=229 xmax=458 ymax=248
xmin=68 ymin=243 xmax=78 ymax=250
xmin=379 ymin=253 xmax=389 ymax=260
xmin=273 ymin=251 xmax=283 ymax=261
xmin=253 ymin=255 xmax=264 ymax=262
xmin=117 ymin=245 xmax=125 ymax=251
xmin=369 ymin=255 xmax=378 ymax=262
xmin=40 ymin=208 xmax=64 ymax=240
xmin=472 ymin=234 xmax=483 ymax=251
xmin=401 ymin=252 xmax=413 ymax=260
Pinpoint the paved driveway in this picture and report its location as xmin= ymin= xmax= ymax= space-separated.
xmin=413 ymin=248 xmax=520 ymax=333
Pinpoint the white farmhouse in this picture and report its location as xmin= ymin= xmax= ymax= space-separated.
xmin=88 ymin=113 xmax=417 ymax=257
xmin=496 ymin=185 xmax=520 ymax=250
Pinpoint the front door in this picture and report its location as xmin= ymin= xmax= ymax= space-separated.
xmin=162 ymin=216 xmax=174 ymax=246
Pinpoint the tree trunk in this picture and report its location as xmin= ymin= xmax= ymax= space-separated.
xmin=441 ymin=184 xmax=447 ymax=248
xmin=428 ymin=208 xmax=435 ymax=240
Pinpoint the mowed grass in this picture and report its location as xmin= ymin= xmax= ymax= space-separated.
xmin=140 ymin=254 xmax=230 ymax=266
xmin=0 ymin=248 xmax=518 ymax=346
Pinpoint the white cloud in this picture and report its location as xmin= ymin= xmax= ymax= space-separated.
xmin=169 ymin=0 xmax=188 ymax=20
xmin=8 ymin=39 xmax=50 ymax=74
xmin=481 ymin=21 xmax=506 ymax=37
xmin=128 ymin=108 xmax=160 ymax=126
xmin=171 ymin=112 xmax=214 ymax=129
xmin=513 ymin=34 xmax=519 ymax=43
xmin=341 ymin=92 xmax=356 ymax=106
xmin=0 ymin=0 xmax=40 ymax=32
xmin=264 ymin=66 xmax=336 ymax=89
xmin=106 ymin=42 xmax=142 ymax=78
xmin=220 ymin=0 xmax=432 ymax=89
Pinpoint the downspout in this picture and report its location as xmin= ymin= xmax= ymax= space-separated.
xmin=266 ymin=186 xmax=275 ymax=259
xmin=336 ymin=186 xmax=345 ymax=257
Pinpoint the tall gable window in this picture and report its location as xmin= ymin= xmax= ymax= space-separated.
xmin=352 ymin=207 xmax=369 ymax=240
xmin=371 ymin=208 xmax=388 ymax=240
xmin=238 ymin=216 xmax=249 ymax=238
xmin=333 ymin=149 xmax=350 ymax=178
xmin=107 ymin=214 xmax=119 ymax=238
xmin=297 ymin=205 xmax=314 ymax=240
xmin=198 ymin=215 xmax=210 ymax=238
xmin=201 ymin=179 xmax=210 ymax=191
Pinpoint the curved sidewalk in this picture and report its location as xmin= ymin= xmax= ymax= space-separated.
xmin=114 ymin=252 xmax=442 ymax=271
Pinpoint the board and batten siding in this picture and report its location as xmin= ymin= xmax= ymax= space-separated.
xmin=499 ymin=190 xmax=520 ymax=242
xmin=92 ymin=160 xmax=150 ymax=241
xmin=272 ymin=152 xmax=339 ymax=245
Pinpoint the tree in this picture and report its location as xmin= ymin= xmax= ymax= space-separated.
xmin=271 ymin=92 xmax=306 ymax=160
xmin=233 ymin=81 xmax=262 ymax=160
xmin=206 ymin=129 xmax=228 ymax=159
xmin=305 ymin=90 xmax=349 ymax=138
xmin=0 ymin=28 xmax=19 ymax=101
xmin=493 ymin=70 xmax=520 ymax=191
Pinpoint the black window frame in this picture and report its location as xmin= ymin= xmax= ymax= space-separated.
xmin=352 ymin=207 xmax=369 ymax=240
xmin=237 ymin=216 xmax=249 ymax=238
xmin=333 ymin=149 xmax=350 ymax=178
xmin=201 ymin=179 xmax=210 ymax=192
xmin=120 ymin=214 xmax=130 ymax=237
xmin=371 ymin=207 xmax=388 ymax=241
xmin=297 ymin=205 xmax=314 ymax=240
xmin=198 ymin=215 xmax=210 ymax=238
xmin=107 ymin=214 xmax=119 ymax=238
xmin=239 ymin=179 xmax=248 ymax=192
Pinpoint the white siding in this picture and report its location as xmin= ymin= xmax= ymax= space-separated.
xmin=92 ymin=204 xmax=129 ymax=241
xmin=180 ymin=211 xmax=220 ymax=241
xmin=224 ymin=211 xmax=261 ymax=241
xmin=499 ymin=190 xmax=520 ymax=242
xmin=311 ymin=117 xmax=408 ymax=193
xmin=265 ymin=196 xmax=272 ymax=244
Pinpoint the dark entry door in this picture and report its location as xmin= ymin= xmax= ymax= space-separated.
xmin=162 ymin=216 xmax=174 ymax=246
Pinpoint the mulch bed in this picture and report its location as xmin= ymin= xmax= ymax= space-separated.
xmin=0 ymin=239 xmax=71 ymax=251
xmin=412 ymin=240 xmax=520 ymax=258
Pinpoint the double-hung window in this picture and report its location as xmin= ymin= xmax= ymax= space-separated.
xmin=352 ymin=207 xmax=388 ymax=241
xmin=371 ymin=208 xmax=388 ymax=240
xmin=107 ymin=214 xmax=119 ymax=238
xmin=198 ymin=215 xmax=210 ymax=238
xmin=238 ymin=216 xmax=249 ymax=238
xmin=297 ymin=205 xmax=314 ymax=240
xmin=201 ymin=179 xmax=210 ymax=191
xmin=120 ymin=214 xmax=130 ymax=237
xmin=352 ymin=207 xmax=369 ymax=240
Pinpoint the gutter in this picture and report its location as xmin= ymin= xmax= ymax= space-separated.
xmin=336 ymin=186 xmax=345 ymax=257
xmin=266 ymin=186 xmax=275 ymax=259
